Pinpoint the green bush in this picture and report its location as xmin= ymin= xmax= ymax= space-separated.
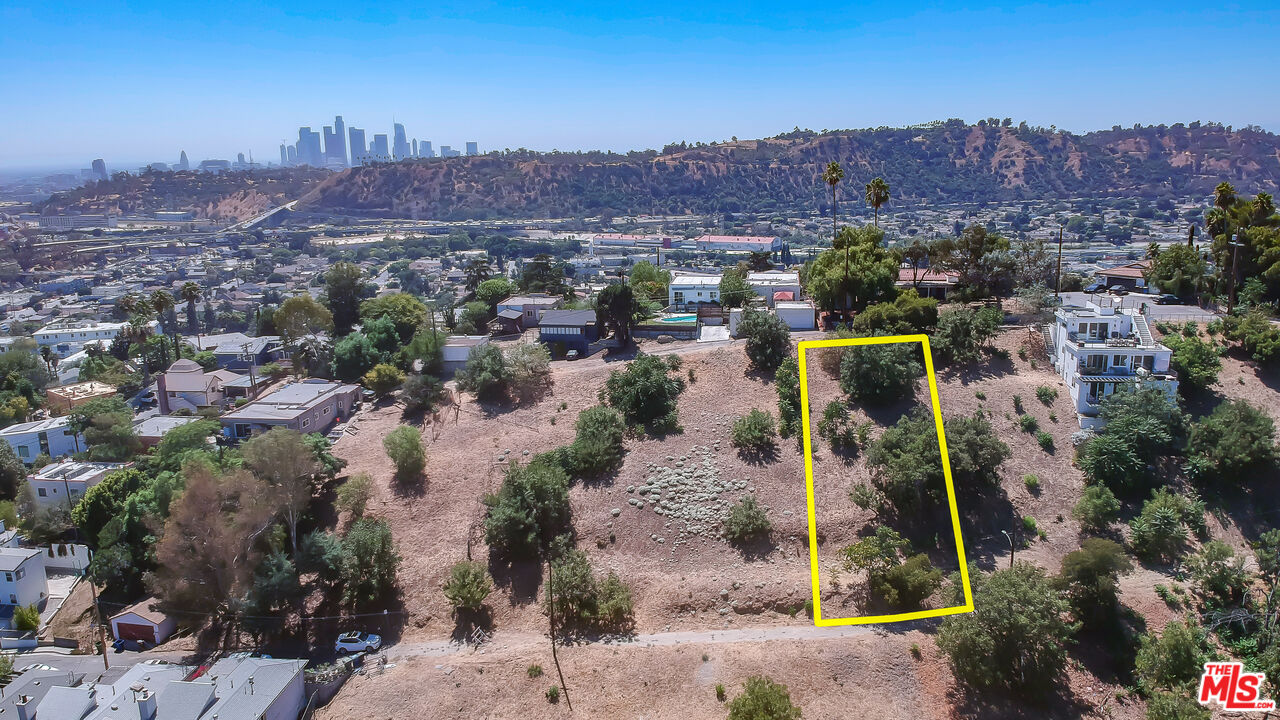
xmin=716 ymin=683 xmax=726 ymax=702
xmin=731 ymin=409 xmax=777 ymax=453
xmin=1145 ymin=690 xmax=1211 ymax=720
xmin=1129 ymin=489 xmax=1205 ymax=561
xmin=738 ymin=311 xmax=792 ymax=371
xmin=1056 ymin=538 xmax=1131 ymax=626
xmin=455 ymin=344 xmax=510 ymax=401
xmin=400 ymin=372 xmax=444 ymax=413
xmin=340 ymin=518 xmax=400 ymax=607
xmin=1019 ymin=414 xmax=1038 ymax=432
xmin=1186 ymin=399 xmax=1278 ymax=482
xmin=1023 ymin=474 xmax=1040 ymax=491
xmin=1072 ymin=485 xmax=1121 ymax=533
xmin=874 ymin=554 xmax=943 ymax=610
xmin=12 ymin=603 xmax=39 ymax=632
xmin=838 ymin=339 xmax=922 ymax=405
xmin=1035 ymin=385 xmax=1058 ymax=405
xmin=774 ymin=356 xmax=802 ymax=438
xmin=527 ymin=664 xmax=543 ymax=678
xmin=816 ymin=400 xmax=857 ymax=451
xmin=727 ymin=676 xmax=802 ymax=720
xmin=600 ymin=353 xmax=685 ymax=431
xmin=1035 ymin=431 xmax=1054 ymax=452
xmin=1162 ymin=335 xmax=1222 ymax=391
xmin=545 ymin=686 xmax=560 ymax=703
xmin=1183 ymin=540 xmax=1250 ymax=607
xmin=484 ymin=459 xmax=572 ymax=557
xmin=1079 ymin=434 xmax=1146 ymax=492
xmin=546 ymin=545 xmax=633 ymax=632
xmin=383 ymin=426 xmax=425 ymax=484
xmin=1134 ymin=619 xmax=1209 ymax=693
xmin=850 ymin=290 xmax=939 ymax=335
xmin=361 ymin=363 xmax=405 ymax=398
xmin=335 ymin=472 xmax=373 ymax=519
xmin=723 ymin=496 xmax=771 ymax=543
xmin=867 ymin=409 xmax=1009 ymax=512
xmin=568 ymin=406 xmax=626 ymax=477
xmin=930 ymin=306 xmax=1002 ymax=365
xmin=1225 ymin=309 xmax=1280 ymax=366
xmin=442 ymin=560 xmax=493 ymax=613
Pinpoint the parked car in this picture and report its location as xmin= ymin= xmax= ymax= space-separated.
xmin=1154 ymin=294 xmax=1183 ymax=305
xmin=565 ymin=349 xmax=580 ymax=361
xmin=335 ymin=631 xmax=382 ymax=654
xmin=1084 ymin=282 xmax=1106 ymax=293
xmin=1108 ymin=285 xmax=1129 ymax=295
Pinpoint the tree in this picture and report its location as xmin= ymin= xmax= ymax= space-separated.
xmin=722 ymin=496 xmax=771 ymax=543
xmin=151 ymin=419 xmax=219 ymax=472
xmin=71 ymin=468 xmax=145 ymax=547
xmin=150 ymin=290 xmax=176 ymax=335
xmin=1072 ymin=485 xmax=1121 ymax=533
xmin=600 ymin=353 xmax=685 ymax=430
xmin=325 ymin=261 xmax=366 ymax=336
xmin=1056 ymin=538 xmax=1131 ymax=625
xmin=0 ymin=443 xmax=24 ymax=500
xmin=360 ymin=292 xmax=429 ymax=343
xmin=332 ymin=332 xmax=380 ymax=382
xmin=850 ymin=290 xmax=938 ymax=335
xmin=727 ymin=676 xmax=802 ymax=720
xmin=1146 ymin=244 xmax=1206 ymax=298
xmin=1079 ymin=434 xmax=1146 ymax=492
xmin=180 ymin=282 xmax=202 ymax=335
xmin=775 ymin=356 xmax=802 ymax=438
xmin=293 ymin=335 xmax=332 ymax=377
xmin=463 ymin=259 xmax=493 ymax=292
xmin=70 ymin=396 xmax=140 ymax=461
xmin=340 ymin=518 xmax=399 ymax=607
xmin=362 ymin=363 xmax=405 ymax=398
xmin=930 ymin=306 xmax=1002 ymax=364
xmin=1129 ymin=489 xmax=1205 ymax=561
xmin=484 ymin=459 xmax=571 ymax=558
xmin=242 ymin=427 xmax=320 ymax=561
xmin=443 ymin=560 xmax=493 ymax=614
xmin=865 ymin=176 xmax=890 ymax=228
xmin=335 ymin=472 xmax=373 ymax=520
xmin=803 ymin=226 xmax=897 ymax=312
xmin=400 ymin=372 xmax=444 ymax=413
xmin=1186 ymin=399 xmax=1278 ymax=482
xmin=545 ymin=544 xmax=633 ymax=632
xmin=275 ymin=295 xmax=334 ymax=343
xmin=838 ymin=339 xmax=921 ymax=405
xmin=568 ymin=406 xmax=626 ymax=477
xmin=935 ymin=224 xmax=1015 ymax=298
xmin=718 ymin=267 xmax=753 ymax=309
xmin=822 ymin=161 xmax=844 ymax=245
xmin=937 ymin=563 xmax=1075 ymax=695
xmin=383 ymin=426 xmax=425 ymax=484
xmin=1135 ymin=619 xmax=1209 ymax=692
xmin=842 ymin=525 xmax=910 ymax=577
xmin=474 ymin=278 xmax=514 ymax=311
xmin=595 ymin=283 xmax=639 ymax=343
xmin=13 ymin=603 xmax=39 ymax=632
xmin=1162 ymin=335 xmax=1221 ymax=392
xmin=399 ymin=329 xmax=446 ymax=377
xmin=1184 ymin=540 xmax=1250 ymax=607
xmin=456 ymin=343 xmax=510 ymax=401
xmin=738 ymin=311 xmax=790 ymax=371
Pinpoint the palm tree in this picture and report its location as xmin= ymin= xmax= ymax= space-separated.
xmin=39 ymin=346 xmax=54 ymax=378
xmin=865 ymin=177 xmax=890 ymax=228
xmin=150 ymin=290 xmax=175 ymax=335
xmin=1213 ymin=181 xmax=1237 ymax=218
xmin=180 ymin=282 xmax=202 ymax=336
xmin=464 ymin=260 xmax=492 ymax=293
xmin=822 ymin=161 xmax=844 ymax=245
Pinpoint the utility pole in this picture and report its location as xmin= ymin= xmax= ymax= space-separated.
xmin=1001 ymin=530 xmax=1015 ymax=569
xmin=1054 ymin=225 xmax=1064 ymax=298
xmin=1227 ymin=233 xmax=1243 ymax=315
xmin=545 ymin=557 xmax=572 ymax=710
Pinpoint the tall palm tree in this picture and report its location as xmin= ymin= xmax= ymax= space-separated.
xmin=1213 ymin=181 xmax=1237 ymax=218
xmin=464 ymin=260 xmax=492 ymax=293
xmin=180 ymin=282 xmax=202 ymax=336
xmin=865 ymin=177 xmax=890 ymax=228
xmin=822 ymin=161 xmax=844 ymax=245
xmin=39 ymin=346 xmax=54 ymax=378
xmin=151 ymin=290 xmax=175 ymax=335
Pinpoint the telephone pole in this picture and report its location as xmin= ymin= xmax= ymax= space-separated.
xmin=1055 ymin=225 xmax=1064 ymax=298
xmin=1227 ymin=234 xmax=1244 ymax=315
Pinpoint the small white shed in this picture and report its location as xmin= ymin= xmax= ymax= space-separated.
xmin=775 ymin=301 xmax=816 ymax=330
xmin=110 ymin=597 xmax=176 ymax=646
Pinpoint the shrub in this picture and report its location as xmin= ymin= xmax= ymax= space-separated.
xmin=601 ymin=353 xmax=685 ymax=431
xmin=340 ymin=518 xmax=400 ymax=607
xmin=1129 ymin=489 xmax=1205 ymax=561
xmin=1225 ymin=309 xmax=1280 ymax=366
xmin=1072 ymin=485 xmax=1121 ymax=532
xmin=505 ymin=343 xmax=552 ymax=400
xmin=568 ymin=406 xmax=626 ymax=477
xmin=1162 ymin=335 xmax=1222 ymax=391
xmin=774 ymin=356 xmax=802 ymax=438
xmin=484 ymin=459 xmax=572 ymax=557
xmin=738 ymin=311 xmax=792 ymax=371
xmin=1186 ymin=399 xmax=1278 ymax=482
xmin=1036 ymin=431 xmax=1054 ymax=452
xmin=546 ymin=545 xmax=634 ymax=632
xmin=838 ymin=339 xmax=922 ymax=405
xmin=545 ymin=686 xmax=560 ymax=703
xmin=716 ymin=684 xmax=726 ymax=702
xmin=875 ymin=554 xmax=943 ymax=609
xmin=400 ymin=372 xmax=444 ymax=413
xmin=727 ymin=676 xmax=802 ymax=720
xmin=455 ymin=344 xmax=509 ymax=401
xmin=867 ymin=409 xmax=1009 ymax=511
xmin=335 ymin=472 xmax=373 ymax=519
xmin=1022 ymin=516 xmax=1038 ymax=533
xmin=442 ymin=560 xmax=493 ymax=613
xmin=1013 ymin=395 xmax=1025 ymax=414
xmin=816 ymin=400 xmax=857 ymax=451
xmin=1035 ymin=385 xmax=1058 ymax=405
xmin=1134 ymin=619 xmax=1209 ymax=692
xmin=1023 ymin=474 xmax=1039 ymax=492
xmin=931 ymin=306 xmax=1002 ymax=364
xmin=1018 ymin=414 xmax=1038 ymax=432
xmin=723 ymin=496 xmax=771 ymax=544
xmin=937 ymin=563 xmax=1074 ymax=695
xmin=1056 ymin=538 xmax=1131 ymax=625
xmin=1184 ymin=540 xmax=1250 ymax=607
xmin=12 ymin=603 xmax=39 ymax=631
xmin=850 ymin=290 xmax=939 ymax=335
xmin=731 ymin=410 xmax=777 ymax=454
xmin=383 ymin=426 xmax=425 ymax=484
xmin=361 ymin=363 xmax=405 ymax=398
xmin=1079 ymin=434 xmax=1145 ymax=492
xmin=527 ymin=664 xmax=543 ymax=678
xmin=1145 ymin=691 xmax=1211 ymax=720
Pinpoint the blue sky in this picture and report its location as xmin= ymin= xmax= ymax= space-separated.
xmin=2 ymin=0 xmax=1277 ymax=169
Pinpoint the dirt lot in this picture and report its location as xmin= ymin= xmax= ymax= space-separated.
xmin=320 ymin=326 xmax=1279 ymax=719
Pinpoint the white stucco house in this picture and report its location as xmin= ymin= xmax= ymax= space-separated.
xmin=0 ymin=547 xmax=47 ymax=611
xmin=1049 ymin=299 xmax=1178 ymax=428
xmin=668 ymin=272 xmax=723 ymax=307
xmin=0 ymin=416 xmax=84 ymax=462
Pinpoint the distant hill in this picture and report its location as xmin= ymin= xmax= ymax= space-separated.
xmin=297 ymin=121 xmax=1280 ymax=220
xmin=35 ymin=122 xmax=1280 ymax=223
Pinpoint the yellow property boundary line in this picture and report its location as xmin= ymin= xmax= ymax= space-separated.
xmin=798 ymin=334 xmax=975 ymax=626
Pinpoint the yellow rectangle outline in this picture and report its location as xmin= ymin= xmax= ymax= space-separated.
xmin=798 ymin=334 xmax=975 ymax=625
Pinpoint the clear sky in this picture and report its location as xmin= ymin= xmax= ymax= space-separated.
xmin=2 ymin=0 xmax=1277 ymax=170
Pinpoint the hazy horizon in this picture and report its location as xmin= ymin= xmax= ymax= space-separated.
xmin=3 ymin=0 xmax=1278 ymax=170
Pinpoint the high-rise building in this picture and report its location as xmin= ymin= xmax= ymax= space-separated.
xmin=439 ymin=145 xmax=461 ymax=158
xmin=420 ymin=141 xmax=434 ymax=158
xmin=297 ymin=127 xmax=323 ymax=166
xmin=332 ymin=115 xmax=347 ymax=166
xmin=371 ymin=134 xmax=390 ymax=161
xmin=412 ymin=139 xmax=418 ymax=157
xmin=323 ymin=125 xmax=338 ymax=162
xmin=392 ymin=123 xmax=410 ymax=160
xmin=279 ymin=144 xmax=288 ymax=166
xmin=286 ymin=145 xmax=297 ymax=164
xmin=465 ymin=142 xmax=478 ymax=156
xmin=348 ymin=127 xmax=367 ymax=166
xmin=177 ymin=151 xmax=189 ymax=171
xmin=91 ymin=159 xmax=107 ymax=181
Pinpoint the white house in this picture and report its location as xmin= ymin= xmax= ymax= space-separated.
xmin=694 ymin=235 xmax=782 ymax=254
xmin=1050 ymin=299 xmax=1178 ymax=428
xmin=0 ymin=547 xmax=47 ymax=610
xmin=0 ymin=416 xmax=84 ymax=462
xmin=747 ymin=271 xmax=802 ymax=307
xmin=28 ymin=461 xmax=128 ymax=510
xmin=442 ymin=336 xmax=490 ymax=373
xmin=775 ymin=300 xmax=817 ymax=330
xmin=668 ymin=272 xmax=722 ymax=307
xmin=33 ymin=319 xmax=156 ymax=358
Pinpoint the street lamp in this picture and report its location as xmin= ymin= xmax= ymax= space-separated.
xmin=1001 ymin=530 xmax=1015 ymax=569
xmin=1226 ymin=233 xmax=1244 ymax=315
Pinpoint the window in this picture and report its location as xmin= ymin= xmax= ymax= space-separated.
xmin=37 ymin=488 xmax=46 ymax=497
xmin=16 ymin=446 xmax=28 ymax=458
xmin=4 ymin=573 xmax=11 ymax=583
xmin=15 ymin=569 xmax=23 ymax=580
xmin=301 ymin=418 xmax=311 ymax=429
xmin=322 ymin=405 xmax=332 ymax=414
xmin=1113 ymin=355 xmax=1125 ymax=367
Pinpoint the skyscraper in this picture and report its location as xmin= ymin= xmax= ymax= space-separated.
xmin=465 ymin=142 xmax=478 ymax=156
xmin=412 ymin=139 xmax=418 ymax=157
xmin=332 ymin=115 xmax=347 ymax=166
xmin=348 ymin=127 xmax=366 ymax=166
xmin=323 ymin=125 xmax=338 ymax=162
xmin=177 ymin=151 xmax=189 ymax=171
xmin=279 ymin=144 xmax=288 ymax=166
xmin=371 ymin=134 xmax=390 ymax=161
xmin=286 ymin=145 xmax=297 ymax=164
xmin=297 ymin=127 xmax=323 ymax=166
xmin=91 ymin=159 xmax=107 ymax=181
xmin=392 ymin=123 xmax=410 ymax=160
xmin=420 ymin=141 xmax=434 ymax=158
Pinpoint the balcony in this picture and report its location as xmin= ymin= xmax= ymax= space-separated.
xmin=1067 ymin=331 xmax=1137 ymax=348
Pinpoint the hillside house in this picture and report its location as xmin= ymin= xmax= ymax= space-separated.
xmin=45 ymin=381 xmax=118 ymax=413
xmin=668 ymin=272 xmax=722 ymax=308
xmin=537 ymin=310 xmax=599 ymax=356
xmin=0 ymin=547 xmax=47 ymax=612
xmin=0 ymin=416 xmax=84 ymax=461
xmin=496 ymin=294 xmax=562 ymax=328
xmin=443 ymin=336 xmax=490 ymax=373
xmin=747 ymin=271 xmax=802 ymax=307
xmin=157 ymin=359 xmax=248 ymax=414
xmin=184 ymin=332 xmax=284 ymax=372
xmin=220 ymin=380 xmax=359 ymax=440
xmin=28 ymin=460 xmax=129 ymax=509
xmin=1094 ymin=260 xmax=1150 ymax=290
xmin=896 ymin=268 xmax=960 ymax=300
xmin=1050 ymin=299 xmax=1178 ymax=428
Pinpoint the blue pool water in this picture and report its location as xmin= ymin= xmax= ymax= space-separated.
xmin=659 ymin=314 xmax=697 ymax=323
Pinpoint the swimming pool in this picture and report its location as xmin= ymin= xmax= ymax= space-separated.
xmin=658 ymin=314 xmax=697 ymax=323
